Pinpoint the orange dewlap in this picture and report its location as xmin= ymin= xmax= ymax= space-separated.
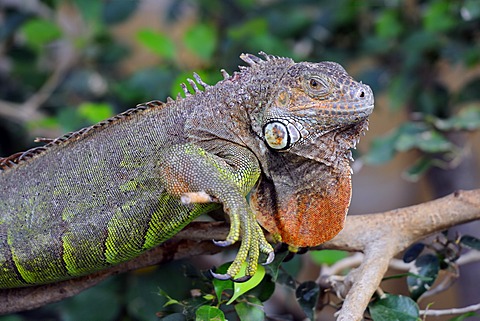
xmin=252 ymin=174 xmax=351 ymax=247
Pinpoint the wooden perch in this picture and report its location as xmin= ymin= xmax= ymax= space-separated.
xmin=1 ymin=189 xmax=479 ymax=318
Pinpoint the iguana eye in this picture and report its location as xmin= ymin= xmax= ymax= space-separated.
xmin=309 ymin=78 xmax=319 ymax=88
xmin=263 ymin=120 xmax=301 ymax=151
xmin=305 ymin=75 xmax=330 ymax=97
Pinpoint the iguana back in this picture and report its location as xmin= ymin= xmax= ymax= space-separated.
xmin=0 ymin=101 xmax=212 ymax=287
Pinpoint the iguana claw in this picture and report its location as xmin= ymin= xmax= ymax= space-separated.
xmin=209 ymin=270 xmax=252 ymax=283
xmin=232 ymin=275 xmax=252 ymax=283
xmin=212 ymin=239 xmax=234 ymax=247
xmin=263 ymin=251 xmax=275 ymax=265
xmin=209 ymin=270 xmax=232 ymax=280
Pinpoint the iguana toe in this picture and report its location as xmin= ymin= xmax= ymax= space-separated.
xmin=209 ymin=270 xmax=233 ymax=280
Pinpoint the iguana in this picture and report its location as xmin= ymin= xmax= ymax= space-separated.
xmin=0 ymin=52 xmax=373 ymax=288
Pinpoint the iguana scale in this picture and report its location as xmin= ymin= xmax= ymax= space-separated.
xmin=0 ymin=52 xmax=373 ymax=288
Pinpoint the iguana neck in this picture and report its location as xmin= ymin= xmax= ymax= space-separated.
xmin=183 ymin=55 xmax=294 ymax=153
xmin=251 ymin=119 xmax=369 ymax=247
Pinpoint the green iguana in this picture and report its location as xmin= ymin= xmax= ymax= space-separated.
xmin=0 ymin=52 xmax=373 ymax=288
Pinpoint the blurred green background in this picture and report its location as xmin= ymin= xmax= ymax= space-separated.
xmin=1 ymin=0 xmax=479 ymax=320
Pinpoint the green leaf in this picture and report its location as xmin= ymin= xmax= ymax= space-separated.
xmin=117 ymin=67 xmax=174 ymax=103
xmin=310 ymin=250 xmax=348 ymax=266
xmin=183 ymin=24 xmax=217 ymax=60
xmin=383 ymin=272 xmax=433 ymax=282
xmin=275 ymin=270 xmax=296 ymax=289
xmin=364 ymin=131 xmax=399 ymax=165
xmin=72 ymin=0 xmax=102 ymax=23
xmin=369 ymin=294 xmax=420 ymax=321
xmin=20 ymin=19 xmax=62 ymax=51
xmin=387 ymin=75 xmax=416 ymax=111
xmin=158 ymin=289 xmax=181 ymax=307
xmin=228 ymin=18 xmax=268 ymax=40
xmin=415 ymin=130 xmax=453 ymax=153
xmin=235 ymin=297 xmax=265 ymax=321
xmin=393 ymin=122 xmax=427 ymax=152
xmin=227 ymin=263 xmax=265 ymax=305
xmin=407 ymin=254 xmax=439 ymax=300
xmin=195 ymin=306 xmax=225 ymax=321
xmin=295 ymin=281 xmax=320 ymax=321
xmin=241 ymin=272 xmax=275 ymax=302
xmin=423 ymin=1 xmax=456 ymax=32
xmin=460 ymin=235 xmax=480 ymax=250
xmin=27 ymin=116 xmax=61 ymax=131
xmin=403 ymin=157 xmax=434 ymax=182
xmin=77 ymin=102 xmax=114 ymax=124
xmin=203 ymin=294 xmax=215 ymax=301
xmin=126 ymin=263 xmax=193 ymax=321
xmin=136 ymin=29 xmax=176 ymax=59
xmin=392 ymin=122 xmax=452 ymax=154
xmin=263 ymin=249 xmax=289 ymax=282
xmin=375 ymin=10 xmax=403 ymax=39
xmin=434 ymin=105 xmax=480 ymax=131
xmin=212 ymin=263 xmax=234 ymax=302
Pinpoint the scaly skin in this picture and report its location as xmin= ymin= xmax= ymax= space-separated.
xmin=0 ymin=52 xmax=373 ymax=287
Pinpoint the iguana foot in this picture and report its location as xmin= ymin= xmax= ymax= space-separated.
xmin=210 ymin=211 xmax=274 ymax=282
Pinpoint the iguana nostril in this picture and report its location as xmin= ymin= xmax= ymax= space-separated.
xmin=359 ymin=91 xmax=365 ymax=98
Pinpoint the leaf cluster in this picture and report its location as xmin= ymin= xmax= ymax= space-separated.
xmin=367 ymin=233 xmax=480 ymax=321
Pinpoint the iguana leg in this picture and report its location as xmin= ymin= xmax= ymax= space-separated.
xmin=157 ymin=143 xmax=274 ymax=280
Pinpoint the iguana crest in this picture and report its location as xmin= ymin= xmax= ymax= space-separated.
xmin=0 ymin=52 xmax=286 ymax=171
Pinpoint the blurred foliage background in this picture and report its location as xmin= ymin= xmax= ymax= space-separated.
xmin=1 ymin=0 xmax=480 ymax=320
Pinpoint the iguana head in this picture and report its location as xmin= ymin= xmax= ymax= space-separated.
xmin=248 ymin=54 xmax=374 ymax=248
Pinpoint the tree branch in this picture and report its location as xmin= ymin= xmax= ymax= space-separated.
xmin=321 ymin=189 xmax=480 ymax=321
xmin=1 ymin=190 xmax=479 ymax=317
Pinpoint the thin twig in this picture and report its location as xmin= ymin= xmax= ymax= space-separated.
xmin=420 ymin=302 xmax=480 ymax=316
xmin=316 ymin=253 xmax=364 ymax=283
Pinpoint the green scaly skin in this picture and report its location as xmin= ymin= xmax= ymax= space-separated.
xmin=0 ymin=52 xmax=374 ymax=289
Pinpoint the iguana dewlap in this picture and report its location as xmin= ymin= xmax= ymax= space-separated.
xmin=0 ymin=52 xmax=373 ymax=288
